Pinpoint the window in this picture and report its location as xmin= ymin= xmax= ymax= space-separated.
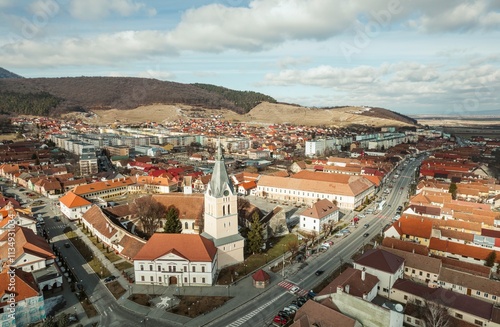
xmin=415 ymin=320 xmax=420 ymax=326
xmin=185 ymin=222 xmax=188 ymax=229
xmin=382 ymin=288 xmax=389 ymax=293
xmin=184 ymin=277 xmax=187 ymax=283
xmin=158 ymin=266 xmax=161 ymax=271
xmin=192 ymin=266 xmax=196 ymax=272
xmin=173 ymin=266 xmax=176 ymax=272
xmin=412 ymin=269 xmax=415 ymax=274
xmin=404 ymin=295 xmax=408 ymax=300
xmin=149 ymin=265 xmax=153 ymax=271
xmin=415 ymin=299 xmax=422 ymax=306
xmin=141 ymin=276 xmax=145 ymax=281
xmin=484 ymin=293 xmax=489 ymax=298
xmin=202 ymin=278 xmax=206 ymax=283
xmin=419 ymin=271 xmax=423 ymax=276
xmin=427 ymin=273 xmax=430 ymax=278
xmin=184 ymin=266 xmax=187 ymax=272
xmin=455 ymin=313 xmax=463 ymax=319
xmin=406 ymin=317 xmax=411 ymax=322
xmin=158 ymin=277 xmax=162 ymax=282
xmin=405 ymin=268 xmax=409 ymax=272
xmin=202 ymin=266 xmax=205 ymax=273
xmin=150 ymin=276 xmax=154 ymax=282
xmin=476 ymin=291 xmax=481 ymax=295
xmin=140 ymin=265 xmax=144 ymax=271
xmin=193 ymin=277 xmax=196 ymax=283
xmin=493 ymin=295 xmax=497 ymax=300
xmin=474 ymin=320 xmax=483 ymax=326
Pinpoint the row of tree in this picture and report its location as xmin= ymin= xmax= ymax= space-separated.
xmin=0 ymin=91 xmax=61 ymax=116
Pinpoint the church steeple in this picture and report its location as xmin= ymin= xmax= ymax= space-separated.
xmin=208 ymin=140 xmax=234 ymax=198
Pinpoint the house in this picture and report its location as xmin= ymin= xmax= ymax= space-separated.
xmin=299 ymin=199 xmax=339 ymax=234
xmin=0 ymin=269 xmax=46 ymax=327
xmin=151 ymin=194 xmax=204 ymax=234
xmin=290 ymin=299 xmax=362 ymax=327
xmin=384 ymin=215 xmax=433 ymax=246
xmin=0 ymin=226 xmax=55 ymax=273
xmin=353 ymin=249 xmax=404 ymax=297
xmin=133 ymin=233 xmax=217 ymax=286
xmin=316 ymin=267 xmax=379 ymax=302
xmin=378 ymin=246 xmax=441 ymax=286
xmin=59 ymin=191 xmax=92 ymax=221
xmin=237 ymin=181 xmax=257 ymax=196
xmin=392 ymin=279 xmax=500 ymax=327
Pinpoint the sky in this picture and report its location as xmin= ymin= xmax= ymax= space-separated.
xmin=1 ymin=0 xmax=499 ymax=116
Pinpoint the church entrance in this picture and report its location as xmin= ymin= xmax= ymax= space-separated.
xmin=169 ymin=276 xmax=178 ymax=285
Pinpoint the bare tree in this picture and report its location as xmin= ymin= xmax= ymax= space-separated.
xmin=131 ymin=195 xmax=167 ymax=238
xmin=422 ymin=301 xmax=451 ymax=327
xmin=286 ymin=239 xmax=299 ymax=258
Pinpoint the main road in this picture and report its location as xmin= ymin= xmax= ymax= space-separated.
xmin=202 ymin=155 xmax=424 ymax=327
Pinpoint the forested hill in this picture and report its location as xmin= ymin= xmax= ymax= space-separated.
xmin=0 ymin=67 xmax=23 ymax=78
xmin=0 ymin=76 xmax=276 ymax=116
xmin=192 ymin=83 xmax=277 ymax=112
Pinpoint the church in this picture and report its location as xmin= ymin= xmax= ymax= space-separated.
xmin=133 ymin=143 xmax=244 ymax=286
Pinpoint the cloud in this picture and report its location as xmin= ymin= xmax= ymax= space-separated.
xmin=277 ymin=56 xmax=311 ymax=69
xmin=69 ymin=0 xmax=148 ymax=20
xmin=137 ymin=69 xmax=175 ymax=80
xmin=0 ymin=30 xmax=177 ymax=67
xmin=0 ymin=0 xmax=14 ymax=8
xmin=261 ymin=59 xmax=500 ymax=113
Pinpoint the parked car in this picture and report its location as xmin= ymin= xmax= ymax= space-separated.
xmin=104 ymin=275 xmax=117 ymax=283
xmin=64 ymin=242 xmax=71 ymax=248
xmin=278 ymin=311 xmax=291 ymax=318
xmin=363 ymin=224 xmax=369 ymax=228
xmin=273 ymin=315 xmax=288 ymax=325
xmin=357 ymin=214 xmax=365 ymax=218
xmin=288 ymin=304 xmax=300 ymax=311
xmin=315 ymin=270 xmax=324 ymax=276
xmin=363 ymin=233 xmax=370 ymax=237
xmin=297 ymin=296 xmax=308 ymax=305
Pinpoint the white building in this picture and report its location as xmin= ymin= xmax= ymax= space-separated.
xmin=299 ymin=199 xmax=339 ymax=234
xmin=201 ymin=143 xmax=245 ymax=269
xmin=59 ymin=191 xmax=92 ymax=221
xmin=353 ymin=249 xmax=404 ymax=297
xmin=133 ymin=233 xmax=217 ymax=286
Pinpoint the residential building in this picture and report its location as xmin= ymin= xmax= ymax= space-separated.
xmin=58 ymin=191 xmax=92 ymax=221
xmin=299 ymin=199 xmax=339 ymax=234
xmin=353 ymin=249 xmax=404 ymax=297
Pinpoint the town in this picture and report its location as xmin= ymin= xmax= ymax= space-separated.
xmin=1 ymin=114 xmax=499 ymax=327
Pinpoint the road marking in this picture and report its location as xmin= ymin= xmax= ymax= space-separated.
xmin=226 ymin=292 xmax=287 ymax=327
xmin=103 ymin=311 xmax=108 ymax=317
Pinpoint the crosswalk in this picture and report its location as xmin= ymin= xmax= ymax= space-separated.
xmin=226 ymin=292 xmax=286 ymax=327
xmin=277 ymin=281 xmax=308 ymax=296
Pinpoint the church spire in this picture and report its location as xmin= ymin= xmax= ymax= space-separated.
xmin=208 ymin=139 xmax=234 ymax=198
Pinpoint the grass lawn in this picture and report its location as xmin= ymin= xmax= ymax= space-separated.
xmin=217 ymin=234 xmax=298 ymax=284
xmin=65 ymin=230 xmax=112 ymax=278
xmin=106 ymin=281 xmax=127 ymax=299
xmin=115 ymin=261 xmax=134 ymax=271
xmin=128 ymin=293 xmax=151 ymax=307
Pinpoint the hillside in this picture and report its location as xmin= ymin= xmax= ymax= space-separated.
xmin=0 ymin=68 xmax=417 ymax=127
xmin=0 ymin=67 xmax=23 ymax=79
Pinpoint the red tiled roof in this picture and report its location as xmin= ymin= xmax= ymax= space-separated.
xmin=252 ymin=269 xmax=270 ymax=282
xmin=355 ymin=249 xmax=404 ymax=274
xmin=59 ymin=191 xmax=91 ymax=208
xmin=133 ymin=233 xmax=217 ymax=262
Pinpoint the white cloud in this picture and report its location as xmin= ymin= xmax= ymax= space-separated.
xmin=0 ymin=30 xmax=176 ymax=67
xmin=277 ymin=56 xmax=311 ymax=69
xmin=0 ymin=0 xmax=14 ymax=8
xmin=69 ymin=0 xmax=148 ymax=20
xmin=262 ymin=59 xmax=500 ymax=114
xmin=137 ymin=69 xmax=175 ymax=80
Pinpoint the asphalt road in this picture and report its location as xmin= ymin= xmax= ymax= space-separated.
xmin=202 ymin=155 xmax=424 ymax=327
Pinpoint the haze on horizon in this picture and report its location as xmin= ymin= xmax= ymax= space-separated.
xmin=0 ymin=0 xmax=499 ymax=116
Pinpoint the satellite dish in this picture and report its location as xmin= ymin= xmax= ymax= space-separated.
xmin=395 ymin=304 xmax=404 ymax=312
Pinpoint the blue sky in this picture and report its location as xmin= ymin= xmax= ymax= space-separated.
xmin=1 ymin=0 xmax=499 ymax=115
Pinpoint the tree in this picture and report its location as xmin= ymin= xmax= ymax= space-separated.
xmin=164 ymin=205 xmax=182 ymax=233
xmin=131 ymin=195 xmax=167 ymax=238
xmin=286 ymin=239 xmax=299 ymax=258
xmin=421 ymin=301 xmax=451 ymax=327
xmin=247 ymin=212 xmax=264 ymax=254
xmin=485 ymin=250 xmax=497 ymax=267
xmin=448 ymin=183 xmax=457 ymax=200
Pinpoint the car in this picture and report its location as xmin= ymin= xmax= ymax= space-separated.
xmin=55 ymin=217 xmax=61 ymax=222
xmin=104 ymin=275 xmax=117 ymax=283
xmin=283 ymin=307 xmax=296 ymax=314
xmin=363 ymin=223 xmax=369 ymax=228
xmin=67 ymin=314 xmax=78 ymax=322
xmin=357 ymin=214 xmax=365 ymax=218
xmin=64 ymin=242 xmax=71 ymax=248
xmin=19 ymin=188 xmax=25 ymax=192
xmin=290 ymin=286 xmax=300 ymax=294
xmin=288 ymin=304 xmax=300 ymax=310
xmin=297 ymin=296 xmax=308 ymax=303
xmin=273 ymin=315 xmax=288 ymax=325
xmin=315 ymin=270 xmax=324 ymax=276
xmin=363 ymin=233 xmax=370 ymax=237
xmin=278 ymin=311 xmax=291 ymax=318
xmin=291 ymin=300 xmax=302 ymax=307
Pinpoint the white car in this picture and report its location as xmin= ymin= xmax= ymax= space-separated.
xmin=290 ymin=286 xmax=300 ymax=294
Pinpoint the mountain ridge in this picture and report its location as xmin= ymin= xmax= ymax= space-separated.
xmin=0 ymin=67 xmax=417 ymax=126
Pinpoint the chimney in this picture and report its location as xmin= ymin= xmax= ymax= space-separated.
xmin=345 ymin=284 xmax=350 ymax=294
xmin=362 ymin=292 xmax=368 ymax=300
xmin=361 ymin=268 xmax=366 ymax=281
xmin=337 ymin=285 xmax=343 ymax=294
